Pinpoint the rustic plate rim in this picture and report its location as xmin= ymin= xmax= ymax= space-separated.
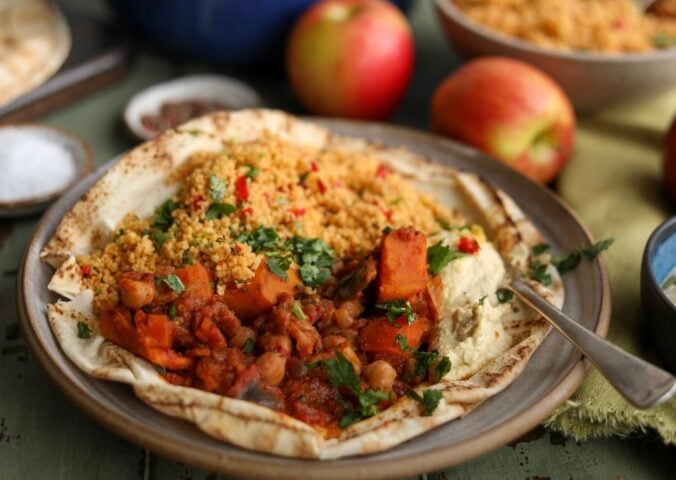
xmin=18 ymin=120 xmax=611 ymax=479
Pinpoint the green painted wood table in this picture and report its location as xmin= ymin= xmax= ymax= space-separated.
xmin=1 ymin=1 xmax=674 ymax=479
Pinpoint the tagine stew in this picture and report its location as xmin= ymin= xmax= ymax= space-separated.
xmin=95 ymin=226 xmax=467 ymax=436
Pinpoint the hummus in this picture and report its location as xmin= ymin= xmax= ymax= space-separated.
xmin=431 ymin=230 xmax=513 ymax=381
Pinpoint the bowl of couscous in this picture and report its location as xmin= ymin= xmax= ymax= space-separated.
xmin=435 ymin=0 xmax=676 ymax=111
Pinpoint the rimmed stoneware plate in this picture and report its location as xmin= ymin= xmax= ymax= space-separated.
xmin=18 ymin=120 xmax=610 ymax=479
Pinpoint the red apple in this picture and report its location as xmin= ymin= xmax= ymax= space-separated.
xmin=286 ymin=0 xmax=414 ymax=120
xmin=664 ymin=116 xmax=676 ymax=208
xmin=429 ymin=57 xmax=575 ymax=184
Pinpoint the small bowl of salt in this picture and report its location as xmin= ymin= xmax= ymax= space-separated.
xmin=0 ymin=125 xmax=93 ymax=217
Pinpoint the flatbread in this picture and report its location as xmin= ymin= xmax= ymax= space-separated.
xmin=41 ymin=109 xmax=564 ymax=459
xmin=0 ymin=0 xmax=71 ymax=107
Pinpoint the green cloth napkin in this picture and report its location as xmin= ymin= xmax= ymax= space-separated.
xmin=543 ymin=89 xmax=676 ymax=444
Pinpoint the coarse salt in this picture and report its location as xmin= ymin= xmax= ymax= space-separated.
xmin=0 ymin=128 xmax=77 ymax=203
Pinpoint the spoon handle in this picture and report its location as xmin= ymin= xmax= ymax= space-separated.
xmin=511 ymin=279 xmax=676 ymax=409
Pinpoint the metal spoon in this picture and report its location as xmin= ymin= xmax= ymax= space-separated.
xmin=511 ymin=279 xmax=676 ymax=409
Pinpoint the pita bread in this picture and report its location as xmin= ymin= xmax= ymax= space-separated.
xmin=41 ymin=109 xmax=563 ymax=459
xmin=0 ymin=0 xmax=71 ymax=107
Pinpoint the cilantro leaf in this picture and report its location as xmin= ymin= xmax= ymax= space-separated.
xmin=532 ymin=243 xmax=550 ymax=255
xmin=654 ymin=32 xmax=676 ymax=49
xmin=287 ymin=237 xmax=334 ymax=287
xmin=375 ymin=299 xmax=416 ymax=325
xmin=552 ymin=238 xmax=614 ymax=274
xmin=530 ymin=261 xmax=552 ymax=286
xmin=395 ymin=334 xmax=450 ymax=381
xmin=395 ymin=333 xmax=411 ymax=352
xmin=237 ymin=227 xmax=282 ymax=252
xmin=434 ymin=357 xmax=452 ymax=383
xmin=427 ymin=240 xmax=466 ymax=275
xmin=162 ymin=274 xmax=185 ymax=294
xmin=77 ymin=321 xmax=91 ymax=339
xmin=339 ymin=409 xmax=363 ymax=429
xmin=496 ymin=288 xmax=515 ymax=303
xmin=242 ymin=337 xmax=255 ymax=353
xmin=208 ymin=174 xmax=225 ymax=202
xmin=152 ymin=229 xmax=170 ymax=251
xmin=407 ymin=389 xmax=443 ymax=416
xmin=205 ymin=202 xmax=237 ymax=220
xmin=152 ymin=199 xmax=178 ymax=232
xmin=167 ymin=303 xmax=177 ymax=319
xmin=323 ymin=351 xmax=361 ymax=391
xmin=244 ymin=164 xmax=260 ymax=178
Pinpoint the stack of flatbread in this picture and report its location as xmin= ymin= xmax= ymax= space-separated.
xmin=0 ymin=0 xmax=71 ymax=107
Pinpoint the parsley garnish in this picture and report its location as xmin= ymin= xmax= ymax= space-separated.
xmin=496 ymin=288 xmax=515 ymax=303
xmin=552 ymin=238 xmax=614 ymax=274
xmin=265 ymin=254 xmax=292 ymax=280
xmin=287 ymin=237 xmax=334 ymax=287
xmin=407 ymin=389 xmax=443 ymax=416
xmin=167 ymin=303 xmax=177 ymax=319
xmin=162 ymin=274 xmax=185 ymax=294
xmin=319 ymin=351 xmax=388 ymax=428
xmin=532 ymin=243 xmax=550 ymax=255
xmin=437 ymin=218 xmax=452 ymax=231
xmin=382 ymin=226 xmax=393 ymax=234
xmin=152 ymin=199 xmax=178 ymax=232
xmin=244 ymin=164 xmax=260 ymax=178
xmin=395 ymin=334 xmax=451 ymax=380
xmin=77 ymin=321 xmax=91 ymax=339
xmin=477 ymin=295 xmax=487 ymax=306
xmin=292 ymin=301 xmax=307 ymax=321
xmin=530 ymin=261 xmax=552 ymax=286
xmin=205 ymin=202 xmax=237 ymax=220
xmin=299 ymin=171 xmax=310 ymax=184
xmin=242 ymin=337 xmax=255 ymax=353
xmin=376 ymin=299 xmax=416 ymax=325
xmin=427 ymin=240 xmax=466 ymax=275
xmin=236 ymin=227 xmax=282 ymax=252
xmin=153 ymin=229 xmax=170 ymax=250
xmin=208 ymin=174 xmax=225 ymax=202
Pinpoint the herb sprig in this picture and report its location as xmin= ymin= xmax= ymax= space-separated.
xmin=376 ymin=300 xmax=416 ymax=325
xmin=395 ymin=334 xmax=451 ymax=382
xmin=427 ymin=240 xmax=466 ymax=275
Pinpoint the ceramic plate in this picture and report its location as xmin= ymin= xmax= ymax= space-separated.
xmin=18 ymin=120 xmax=610 ymax=479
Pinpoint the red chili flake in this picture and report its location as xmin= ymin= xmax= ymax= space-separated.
xmin=233 ymin=244 xmax=242 ymax=253
xmin=80 ymin=265 xmax=92 ymax=277
xmin=235 ymin=175 xmax=249 ymax=202
xmin=457 ymin=236 xmax=480 ymax=254
xmin=192 ymin=194 xmax=204 ymax=209
xmin=290 ymin=207 xmax=306 ymax=217
xmin=262 ymin=191 xmax=270 ymax=201
xmin=375 ymin=164 xmax=391 ymax=178
xmin=317 ymin=179 xmax=328 ymax=194
xmin=310 ymin=161 xmax=319 ymax=172
xmin=383 ymin=209 xmax=393 ymax=221
xmin=613 ymin=16 xmax=625 ymax=29
xmin=241 ymin=207 xmax=254 ymax=216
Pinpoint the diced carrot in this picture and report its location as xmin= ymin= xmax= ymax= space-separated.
xmin=175 ymin=264 xmax=212 ymax=303
xmin=358 ymin=316 xmax=430 ymax=355
xmin=223 ymin=261 xmax=300 ymax=320
xmin=377 ymin=227 xmax=429 ymax=302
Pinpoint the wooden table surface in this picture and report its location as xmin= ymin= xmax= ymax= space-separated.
xmin=1 ymin=1 xmax=674 ymax=479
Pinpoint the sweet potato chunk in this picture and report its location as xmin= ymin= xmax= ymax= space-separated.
xmin=175 ymin=264 xmax=212 ymax=303
xmin=377 ymin=227 xmax=429 ymax=302
xmin=358 ymin=316 xmax=430 ymax=355
xmin=223 ymin=260 xmax=300 ymax=320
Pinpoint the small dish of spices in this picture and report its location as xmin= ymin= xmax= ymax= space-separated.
xmin=124 ymin=74 xmax=263 ymax=141
xmin=0 ymin=124 xmax=93 ymax=218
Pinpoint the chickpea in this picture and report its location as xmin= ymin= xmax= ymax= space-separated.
xmin=334 ymin=307 xmax=354 ymax=329
xmin=342 ymin=299 xmax=364 ymax=318
xmin=365 ymin=360 xmax=397 ymax=392
xmin=323 ymin=334 xmax=347 ymax=349
xmin=230 ymin=326 xmax=255 ymax=350
xmin=256 ymin=352 xmax=287 ymax=386
xmin=118 ymin=278 xmax=155 ymax=310
xmin=260 ymin=332 xmax=292 ymax=357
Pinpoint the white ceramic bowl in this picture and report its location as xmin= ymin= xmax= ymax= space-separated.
xmin=124 ymin=74 xmax=263 ymax=140
xmin=435 ymin=0 xmax=676 ymax=111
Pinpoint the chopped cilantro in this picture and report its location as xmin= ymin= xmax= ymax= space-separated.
xmin=243 ymin=337 xmax=255 ymax=353
xmin=653 ymin=32 xmax=676 ymax=49
xmin=167 ymin=303 xmax=177 ymax=319
xmin=162 ymin=274 xmax=185 ymax=294
xmin=395 ymin=334 xmax=451 ymax=380
xmin=477 ymin=295 xmax=487 ymax=306
xmin=205 ymin=202 xmax=237 ymax=220
xmin=208 ymin=174 xmax=225 ymax=202
xmin=407 ymin=389 xmax=443 ymax=416
xmin=552 ymin=238 xmax=614 ymax=274
xmin=277 ymin=197 xmax=288 ymax=205
xmin=244 ymin=164 xmax=260 ymax=178
xmin=376 ymin=299 xmax=416 ymax=325
xmin=292 ymin=301 xmax=307 ymax=321
xmin=530 ymin=261 xmax=552 ymax=286
xmin=532 ymin=243 xmax=550 ymax=255
xmin=152 ymin=199 xmax=178 ymax=232
xmin=287 ymin=237 xmax=334 ymax=287
xmin=320 ymin=351 xmax=389 ymax=428
xmin=434 ymin=357 xmax=452 ymax=383
xmin=389 ymin=197 xmax=403 ymax=205
xmin=299 ymin=171 xmax=310 ymax=184
xmin=427 ymin=240 xmax=466 ymax=275
xmin=266 ymin=256 xmax=291 ymax=280
xmin=153 ymin=229 xmax=170 ymax=251
xmin=437 ymin=218 xmax=452 ymax=231
xmin=77 ymin=321 xmax=91 ymax=339
xmin=236 ymin=227 xmax=282 ymax=252
xmin=382 ymin=226 xmax=393 ymax=234
xmin=497 ymin=288 xmax=515 ymax=303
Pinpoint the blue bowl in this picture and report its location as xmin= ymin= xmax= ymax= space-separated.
xmin=108 ymin=0 xmax=413 ymax=66
xmin=641 ymin=216 xmax=676 ymax=373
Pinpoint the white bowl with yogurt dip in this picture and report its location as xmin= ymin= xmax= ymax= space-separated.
xmin=641 ymin=216 xmax=676 ymax=373
xmin=0 ymin=125 xmax=93 ymax=218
